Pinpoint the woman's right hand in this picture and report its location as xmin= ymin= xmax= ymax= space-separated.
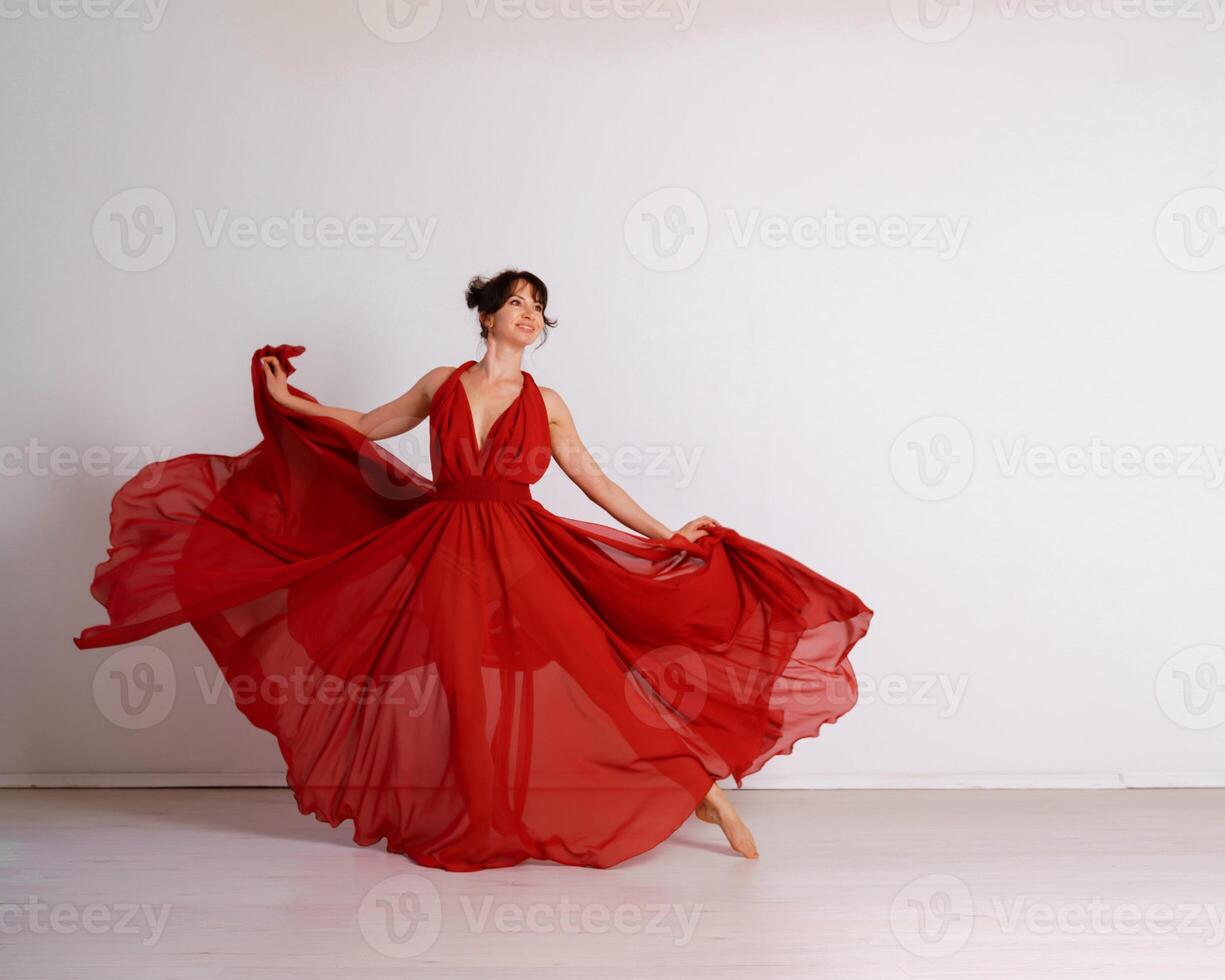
xmin=259 ymin=355 xmax=290 ymax=403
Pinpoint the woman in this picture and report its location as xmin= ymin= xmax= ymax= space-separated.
xmin=74 ymin=268 xmax=873 ymax=872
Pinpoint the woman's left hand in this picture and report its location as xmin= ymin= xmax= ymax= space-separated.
xmin=673 ymin=515 xmax=721 ymax=543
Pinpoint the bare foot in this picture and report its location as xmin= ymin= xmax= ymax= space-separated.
xmin=694 ymin=783 xmax=759 ymax=859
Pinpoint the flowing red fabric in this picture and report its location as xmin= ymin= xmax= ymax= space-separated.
xmin=74 ymin=345 xmax=873 ymax=871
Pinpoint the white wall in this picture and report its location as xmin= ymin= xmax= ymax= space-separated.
xmin=4 ymin=0 xmax=1223 ymax=787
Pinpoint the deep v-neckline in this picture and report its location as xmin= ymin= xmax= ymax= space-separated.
xmin=455 ymin=360 xmax=528 ymax=454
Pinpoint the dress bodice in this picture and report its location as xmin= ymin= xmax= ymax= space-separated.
xmin=429 ymin=360 xmax=551 ymax=485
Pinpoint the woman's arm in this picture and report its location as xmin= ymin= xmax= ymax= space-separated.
xmin=540 ymin=385 xmax=716 ymax=542
xmin=260 ymin=357 xmax=453 ymax=440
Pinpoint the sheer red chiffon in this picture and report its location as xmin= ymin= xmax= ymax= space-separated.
xmin=73 ymin=345 xmax=873 ymax=871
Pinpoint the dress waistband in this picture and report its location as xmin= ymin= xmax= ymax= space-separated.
xmin=432 ymin=480 xmax=533 ymax=502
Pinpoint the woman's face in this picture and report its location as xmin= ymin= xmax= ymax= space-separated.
xmin=484 ymin=280 xmax=544 ymax=343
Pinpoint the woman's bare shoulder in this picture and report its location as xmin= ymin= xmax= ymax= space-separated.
xmin=418 ymin=364 xmax=458 ymax=395
xmin=425 ymin=364 xmax=458 ymax=382
xmin=536 ymin=385 xmax=572 ymax=426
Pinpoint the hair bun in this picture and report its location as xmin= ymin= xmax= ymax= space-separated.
xmin=464 ymin=275 xmax=488 ymax=311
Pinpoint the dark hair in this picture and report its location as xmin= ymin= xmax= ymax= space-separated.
xmin=465 ymin=269 xmax=557 ymax=346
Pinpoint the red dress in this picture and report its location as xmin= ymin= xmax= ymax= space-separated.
xmin=74 ymin=344 xmax=873 ymax=871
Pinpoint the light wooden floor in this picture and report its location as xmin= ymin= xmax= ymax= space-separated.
xmin=3 ymin=788 xmax=1221 ymax=978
